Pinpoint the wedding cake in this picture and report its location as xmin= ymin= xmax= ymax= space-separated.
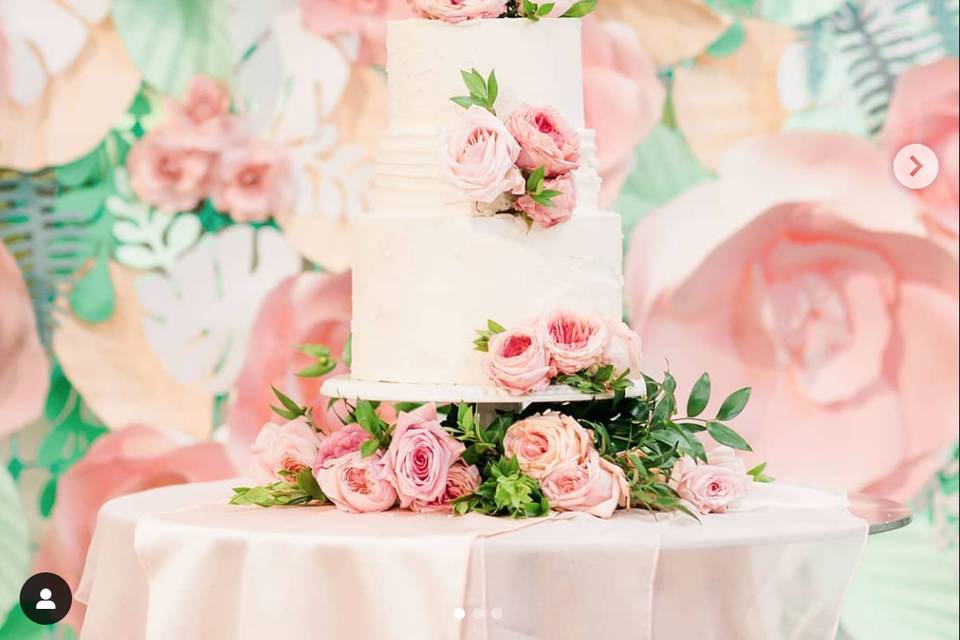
xmin=350 ymin=17 xmax=624 ymax=387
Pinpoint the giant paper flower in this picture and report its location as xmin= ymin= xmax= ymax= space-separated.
xmin=32 ymin=424 xmax=236 ymax=630
xmin=299 ymin=0 xmax=413 ymax=66
xmin=0 ymin=241 xmax=48 ymax=437
xmin=626 ymin=133 xmax=958 ymax=501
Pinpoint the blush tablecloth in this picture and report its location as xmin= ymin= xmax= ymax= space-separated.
xmin=76 ymin=480 xmax=867 ymax=640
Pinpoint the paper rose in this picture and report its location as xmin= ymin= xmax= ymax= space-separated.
xmin=410 ymin=0 xmax=508 ymax=23
xmin=442 ymin=105 xmax=525 ymax=203
xmin=381 ymin=403 xmax=466 ymax=507
xmin=210 ymin=139 xmax=293 ymax=223
xmin=316 ymin=451 xmax=398 ymax=513
xmin=411 ymin=461 xmax=481 ymax=513
xmin=603 ymin=319 xmax=642 ymax=375
xmin=126 ymin=131 xmax=212 ymax=213
xmin=884 ymin=58 xmax=959 ymax=251
xmin=516 ymin=174 xmax=576 ymax=228
xmin=314 ymin=424 xmax=372 ymax=470
xmin=541 ymin=310 xmax=610 ymax=375
xmin=671 ymin=446 xmax=751 ymax=514
xmin=507 ymin=104 xmax=581 ymax=178
xmin=503 ymin=412 xmax=594 ymax=480
xmin=168 ymin=75 xmax=240 ymax=152
xmin=250 ymin=417 xmax=322 ymax=483
xmin=541 ymin=451 xmax=629 ymax=518
xmin=484 ymin=324 xmax=555 ymax=395
xmin=299 ymin=0 xmax=413 ymax=66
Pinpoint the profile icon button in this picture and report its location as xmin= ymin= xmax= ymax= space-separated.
xmin=19 ymin=572 xmax=72 ymax=625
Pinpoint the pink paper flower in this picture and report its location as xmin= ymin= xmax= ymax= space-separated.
xmin=32 ymin=425 xmax=236 ymax=630
xmin=381 ymin=403 xmax=466 ymax=507
xmin=884 ymin=58 xmax=959 ymax=251
xmin=541 ymin=310 xmax=610 ymax=375
xmin=671 ymin=446 xmax=751 ymax=514
xmin=250 ymin=417 xmax=322 ymax=483
xmin=0 ymin=242 xmax=49 ymax=438
xmin=516 ymin=174 xmax=576 ymax=228
xmin=484 ymin=324 xmax=555 ymax=394
xmin=210 ymin=138 xmax=293 ymax=223
xmin=167 ymin=75 xmax=241 ymax=152
xmin=503 ymin=412 xmax=594 ymax=480
xmin=507 ymin=105 xmax=581 ymax=177
xmin=603 ymin=319 xmax=642 ymax=375
xmin=300 ymin=0 xmax=413 ymax=66
xmin=582 ymin=17 xmax=664 ymax=207
xmin=411 ymin=461 xmax=481 ymax=513
xmin=442 ymin=105 xmax=524 ymax=203
xmin=541 ymin=451 xmax=629 ymax=518
xmin=314 ymin=423 xmax=372 ymax=469
xmin=410 ymin=0 xmax=508 ymax=22
xmin=315 ymin=451 xmax=398 ymax=513
xmin=126 ymin=131 xmax=212 ymax=213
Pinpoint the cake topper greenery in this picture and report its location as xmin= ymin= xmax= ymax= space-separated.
xmin=409 ymin=0 xmax=598 ymax=22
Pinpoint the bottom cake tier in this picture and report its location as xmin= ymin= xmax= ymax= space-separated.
xmin=350 ymin=212 xmax=623 ymax=386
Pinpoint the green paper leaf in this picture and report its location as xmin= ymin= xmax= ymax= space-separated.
xmin=706 ymin=421 xmax=752 ymax=452
xmin=39 ymin=477 xmax=58 ymax=518
xmin=706 ymin=21 xmax=746 ymax=58
xmin=69 ymin=250 xmax=116 ymax=324
xmin=686 ymin=373 xmax=711 ymax=417
xmin=716 ymin=387 xmax=751 ymax=421
xmin=0 ymin=467 xmax=29 ymax=622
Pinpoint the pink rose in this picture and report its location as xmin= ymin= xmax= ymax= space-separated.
xmin=316 ymin=451 xmax=398 ymax=513
xmin=541 ymin=452 xmax=629 ymax=518
xmin=516 ymin=174 xmax=576 ymax=228
xmin=442 ymin=105 xmax=525 ymax=203
xmin=506 ymin=105 xmax=581 ymax=177
xmin=411 ymin=461 xmax=481 ymax=513
xmin=503 ymin=412 xmax=594 ymax=480
xmin=300 ymin=0 xmax=413 ymax=66
xmin=126 ymin=131 xmax=211 ymax=213
xmin=381 ymin=403 xmax=466 ymax=507
xmin=167 ymin=75 xmax=241 ymax=152
xmin=250 ymin=417 xmax=322 ymax=483
xmin=410 ymin=0 xmax=507 ymax=23
xmin=210 ymin=138 xmax=293 ymax=222
xmin=603 ymin=319 xmax=642 ymax=375
xmin=518 ymin=0 xmax=576 ymax=17
xmin=542 ymin=310 xmax=610 ymax=375
xmin=0 ymin=242 xmax=49 ymax=438
xmin=484 ymin=324 xmax=555 ymax=395
xmin=671 ymin=447 xmax=751 ymax=514
xmin=314 ymin=424 xmax=372 ymax=470
xmin=884 ymin=59 xmax=959 ymax=251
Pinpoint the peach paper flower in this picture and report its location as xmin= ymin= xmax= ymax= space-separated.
xmin=126 ymin=131 xmax=212 ymax=213
xmin=210 ymin=139 xmax=293 ymax=223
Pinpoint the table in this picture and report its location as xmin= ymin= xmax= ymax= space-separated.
xmin=76 ymin=480 xmax=893 ymax=640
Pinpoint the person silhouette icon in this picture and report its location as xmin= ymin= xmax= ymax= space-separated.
xmin=35 ymin=588 xmax=56 ymax=610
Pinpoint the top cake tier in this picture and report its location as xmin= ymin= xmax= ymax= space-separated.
xmin=387 ymin=18 xmax=585 ymax=131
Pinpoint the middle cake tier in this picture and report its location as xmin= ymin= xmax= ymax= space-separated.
xmin=350 ymin=212 xmax=624 ymax=386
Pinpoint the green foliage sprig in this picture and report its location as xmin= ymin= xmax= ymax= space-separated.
xmin=451 ymin=69 xmax=499 ymax=115
xmin=521 ymin=0 xmax=556 ymax=21
xmin=231 ymin=468 xmax=326 ymax=507
xmin=350 ymin=400 xmax=393 ymax=457
xmin=518 ymin=0 xmax=597 ymax=20
xmin=473 ymin=319 xmax=506 ymax=352
xmin=524 ymin=166 xmax=561 ymax=208
xmin=452 ymin=456 xmax=550 ymax=518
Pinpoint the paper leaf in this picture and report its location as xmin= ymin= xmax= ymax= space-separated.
xmin=0 ymin=467 xmax=29 ymax=621
xmin=69 ymin=250 xmax=116 ymax=324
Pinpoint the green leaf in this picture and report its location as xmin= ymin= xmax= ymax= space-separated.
xmin=298 ymin=344 xmax=331 ymax=358
xmin=296 ymin=468 xmax=325 ymax=501
xmin=662 ymin=372 xmax=677 ymax=394
xmin=355 ymin=401 xmax=380 ymax=435
xmin=686 ymin=373 xmax=711 ymax=417
xmin=272 ymin=386 xmax=304 ymax=417
xmin=526 ymin=166 xmax=545 ymax=193
xmin=716 ymin=387 xmax=751 ymax=421
xmin=461 ymin=69 xmax=487 ymax=101
xmin=538 ymin=2 xmax=556 ymax=16
xmin=39 ymin=476 xmax=58 ymax=518
xmin=706 ymin=421 xmax=752 ymax=452
xmin=487 ymin=70 xmax=499 ymax=106
xmin=560 ymin=0 xmax=597 ymax=18
xmin=487 ymin=319 xmax=506 ymax=334
xmin=451 ymin=96 xmax=475 ymax=109
xmin=69 ymin=250 xmax=116 ymax=324
xmin=747 ymin=462 xmax=774 ymax=483
xmin=360 ymin=440 xmax=380 ymax=458
xmin=706 ymin=21 xmax=746 ymax=58
xmin=296 ymin=360 xmax=337 ymax=378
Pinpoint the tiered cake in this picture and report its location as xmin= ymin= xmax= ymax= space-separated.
xmin=350 ymin=18 xmax=624 ymax=388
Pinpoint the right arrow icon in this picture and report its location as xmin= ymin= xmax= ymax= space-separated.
xmin=909 ymin=155 xmax=923 ymax=177
xmin=894 ymin=144 xmax=939 ymax=190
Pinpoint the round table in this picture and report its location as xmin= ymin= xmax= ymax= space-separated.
xmin=75 ymin=480 xmax=903 ymax=640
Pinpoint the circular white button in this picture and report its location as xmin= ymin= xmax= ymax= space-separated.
xmin=453 ymin=608 xmax=466 ymax=620
xmin=893 ymin=144 xmax=939 ymax=190
xmin=491 ymin=607 xmax=503 ymax=620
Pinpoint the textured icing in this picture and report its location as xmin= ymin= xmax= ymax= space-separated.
xmin=350 ymin=213 xmax=624 ymax=385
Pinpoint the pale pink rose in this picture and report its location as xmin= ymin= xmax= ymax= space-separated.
xmin=410 ymin=0 xmax=507 ymax=23
xmin=33 ymin=425 xmax=236 ymax=631
xmin=627 ymin=156 xmax=958 ymax=502
xmin=411 ymin=461 xmax=481 ymax=513
xmin=167 ymin=75 xmax=241 ymax=152
xmin=316 ymin=451 xmax=398 ymax=513
xmin=484 ymin=324 xmax=555 ymax=394
xmin=381 ymin=403 xmax=466 ymax=507
xmin=228 ymin=271 xmax=353 ymax=467
xmin=603 ymin=319 xmax=642 ymax=375
xmin=582 ymin=17 xmax=664 ymax=207
xmin=503 ymin=412 xmax=594 ymax=480
xmin=0 ymin=242 xmax=49 ymax=438
xmin=506 ymin=105 xmax=581 ymax=177
xmin=442 ymin=105 xmax=525 ymax=203
xmin=250 ymin=417 xmax=322 ymax=483
xmin=210 ymin=138 xmax=293 ymax=222
xmin=671 ymin=447 xmax=751 ymax=514
xmin=542 ymin=310 xmax=610 ymax=375
xmin=300 ymin=0 xmax=413 ymax=66
xmin=884 ymin=58 xmax=959 ymax=251
xmin=518 ymin=0 xmax=576 ymax=17
xmin=541 ymin=452 xmax=629 ymax=518
xmin=516 ymin=174 xmax=576 ymax=228
xmin=126 ymin=131 xmax=211 ymax=213
xmin=314 ymin=423 xmax=372 ymax=470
